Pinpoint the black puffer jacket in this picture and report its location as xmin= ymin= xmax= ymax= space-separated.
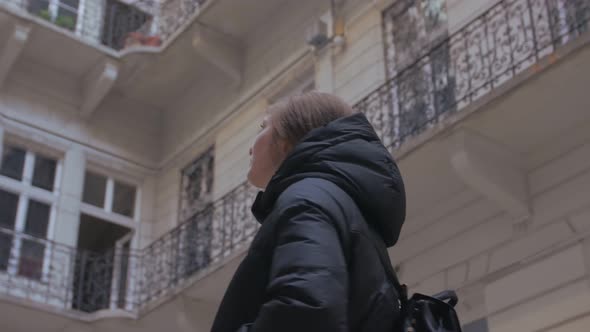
xmin=210 ymin=112 xmax=406 ymax=332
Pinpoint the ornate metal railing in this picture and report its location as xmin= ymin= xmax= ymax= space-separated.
xmin=0 ymin=0 xmax=207 ymax=51
xmin=0 ymin=225 xmax=144 ymax=313
xmin=0 ymin=181 xmax=258 ymax=314
xmin=355 ymin=0 xmax=590 ymax=150
xmin=137 ymin=181 xmax=258 ymax=304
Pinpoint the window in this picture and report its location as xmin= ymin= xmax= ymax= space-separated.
xmin=82 ymin=171 xmax=107 ymax=207
xmin=1 ymin=146 xmax=59 ymax=193
xmin=78 ymin=170 xmax=138 ymax=312
xmin=19 ymin=200 xmax=51 ymax=279
xmin=112 ymin=181 xmax=136 ymax=218
xmin=32 ymin=155 xmax=57 ymax=191
xmin=0 ymin=146 xmax=25 ymax=181
xmin=101 ymin=0 xmax=152 ymax=50
xmin=180 ymin=147 xmax=215 ymax=221
xmin=82 ymin=171 xmax=137 ymax=219
xmin=382 ymin=0 xmax=455 ymax=145
xmin=28 ymin=0 xmax=82 ymax=32
xmin=0 ymin=190 xmax=19 ymax=271
xmin=0 ymin=144 xmax=59 ymax=280
xmin=177 ymin=147 xmax=215 ymax=279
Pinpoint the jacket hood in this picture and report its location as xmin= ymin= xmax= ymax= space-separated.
xmin=251 ymin=112 xmax=406 ymax=247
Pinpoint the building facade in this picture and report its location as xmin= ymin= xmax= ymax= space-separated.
xmin=0 ymin=0 xmax=589 ymax=331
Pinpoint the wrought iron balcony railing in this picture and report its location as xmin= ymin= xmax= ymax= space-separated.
xmin=0 ymin=0 xmax=207 ymax=51
xmin=0 ymin=0 xmax=589 ymax=319
xmin=355 ymin=0 xmax=589 ymax=150
xmin=0 ymin=181 xmax=257 ymax=315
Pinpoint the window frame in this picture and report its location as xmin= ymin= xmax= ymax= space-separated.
xmin=80 ymin=165 xmax=141 ymax=229
xmin=29 ymin=0 xmax=87 ymax=34
xmin=0 ymin=142 xmax=62 ymax=283
xmin=79 ymin=165 xmax=141 ymax=311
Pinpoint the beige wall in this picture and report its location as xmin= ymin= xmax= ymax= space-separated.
xmin=393 ymin=83 xmax=590 ymax=330
xmin=335 ymin=5 xmax=386 ymax=105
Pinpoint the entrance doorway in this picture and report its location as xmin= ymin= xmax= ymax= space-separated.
xmin=72 ymin=213 xmax=132 ymax=312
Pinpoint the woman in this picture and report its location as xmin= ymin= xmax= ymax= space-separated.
xmin=211 ymin=92 xmax=406 ymax=332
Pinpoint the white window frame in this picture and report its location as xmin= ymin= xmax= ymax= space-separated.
xmin=0 ymin=143 xmax=63 ymax=284
xmin=80 ymin=166 xmax=141 ymax=229
xmin=30 ymin=0 xmax=87 ymax=35
xmin=79 ymin=164 xmax=141 ymax=311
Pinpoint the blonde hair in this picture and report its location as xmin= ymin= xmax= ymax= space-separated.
xmin=268 ymin=92 xmax=355 ymax=147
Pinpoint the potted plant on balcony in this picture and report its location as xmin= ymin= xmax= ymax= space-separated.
xmin=37 ymin=9 xmax=51 ymax=21
xmin=122 ymin=17 xmax=162 ymax=49
xmin=123 ymin=32 xmax=162 ymax=48
xmin=55 ymin=15 xmax=76 ymax=31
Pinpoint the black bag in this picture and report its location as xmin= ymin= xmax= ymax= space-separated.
xmin=368 ymin=229 xmax=463 ymax=332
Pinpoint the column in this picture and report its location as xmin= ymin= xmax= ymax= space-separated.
xmin=51 ymin=145 xmax=85 ymax=308
xmin=54 ymin=145 xmax=86 ymax=247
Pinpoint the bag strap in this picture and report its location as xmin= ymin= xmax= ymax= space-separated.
xmin=365 ymin=227 xmax=408 ymax=304
xmin=311 ymin=178 xmax=408 ymax=303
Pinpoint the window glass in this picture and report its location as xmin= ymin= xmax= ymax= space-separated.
xmin=32 ymin=154 xmax=57 ymax=191
xmin=24 ymin=200 xmax=51 ymax=238
xmin=0 ymin=189 xmax=19 ymax=230
xmin=0 ymin=146 xmax=26 ymax=181
xmin=112 ymin=181 xmax=136 ymax=218
xmin=83 ymin=172 xmax=107 ymax=208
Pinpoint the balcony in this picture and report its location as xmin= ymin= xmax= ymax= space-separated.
xmin=0 ymin=0 xmax=287 ymax=124
xmin=354 ymin=0 xmax=590 ymax=266
xmin=356 ymin=0 xmax=589 ymax=151
xmin=0 ymin=0 xmax=207 ymax=51
xmin=0 ymin=181 xmax=256 ymax=319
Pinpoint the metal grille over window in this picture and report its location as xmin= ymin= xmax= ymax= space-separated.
xmin=101 ymin=0 xmax=152 ymax=50
xmin=180 ymin=147 xmax=215 ymax=219
xmin=379 ymin=0 xmax=455 ymax=149
xmin=176 ymin=147 xmax=215 ymax=279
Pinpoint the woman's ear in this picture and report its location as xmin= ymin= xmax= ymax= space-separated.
xmin=278 ymin=138 xmax=293 ymax=157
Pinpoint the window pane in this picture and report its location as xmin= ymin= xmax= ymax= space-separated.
xmin=24 ymin=200 xmax=50 ymax=238
xmin=113 ymin=181 xmax=136 ymax=218
xmin=0 ymin=146 xmax=26 ymax=181
xmin=0 ymin=233 xmax=13 ymax=271
xmin=56 ymin=0 xmax=79 ymax=31
xmin=27 ymin=0 xmax=50 ymax=16
xmin=32 ymin=154 xmax=57 ymax=191
xmin=83 ymin=172 xmax=107 ymax=208
xmin=18 ymin=239 xmax=45 ymax=280
xmin=0 ymin=190 xmax=19 ymax=230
